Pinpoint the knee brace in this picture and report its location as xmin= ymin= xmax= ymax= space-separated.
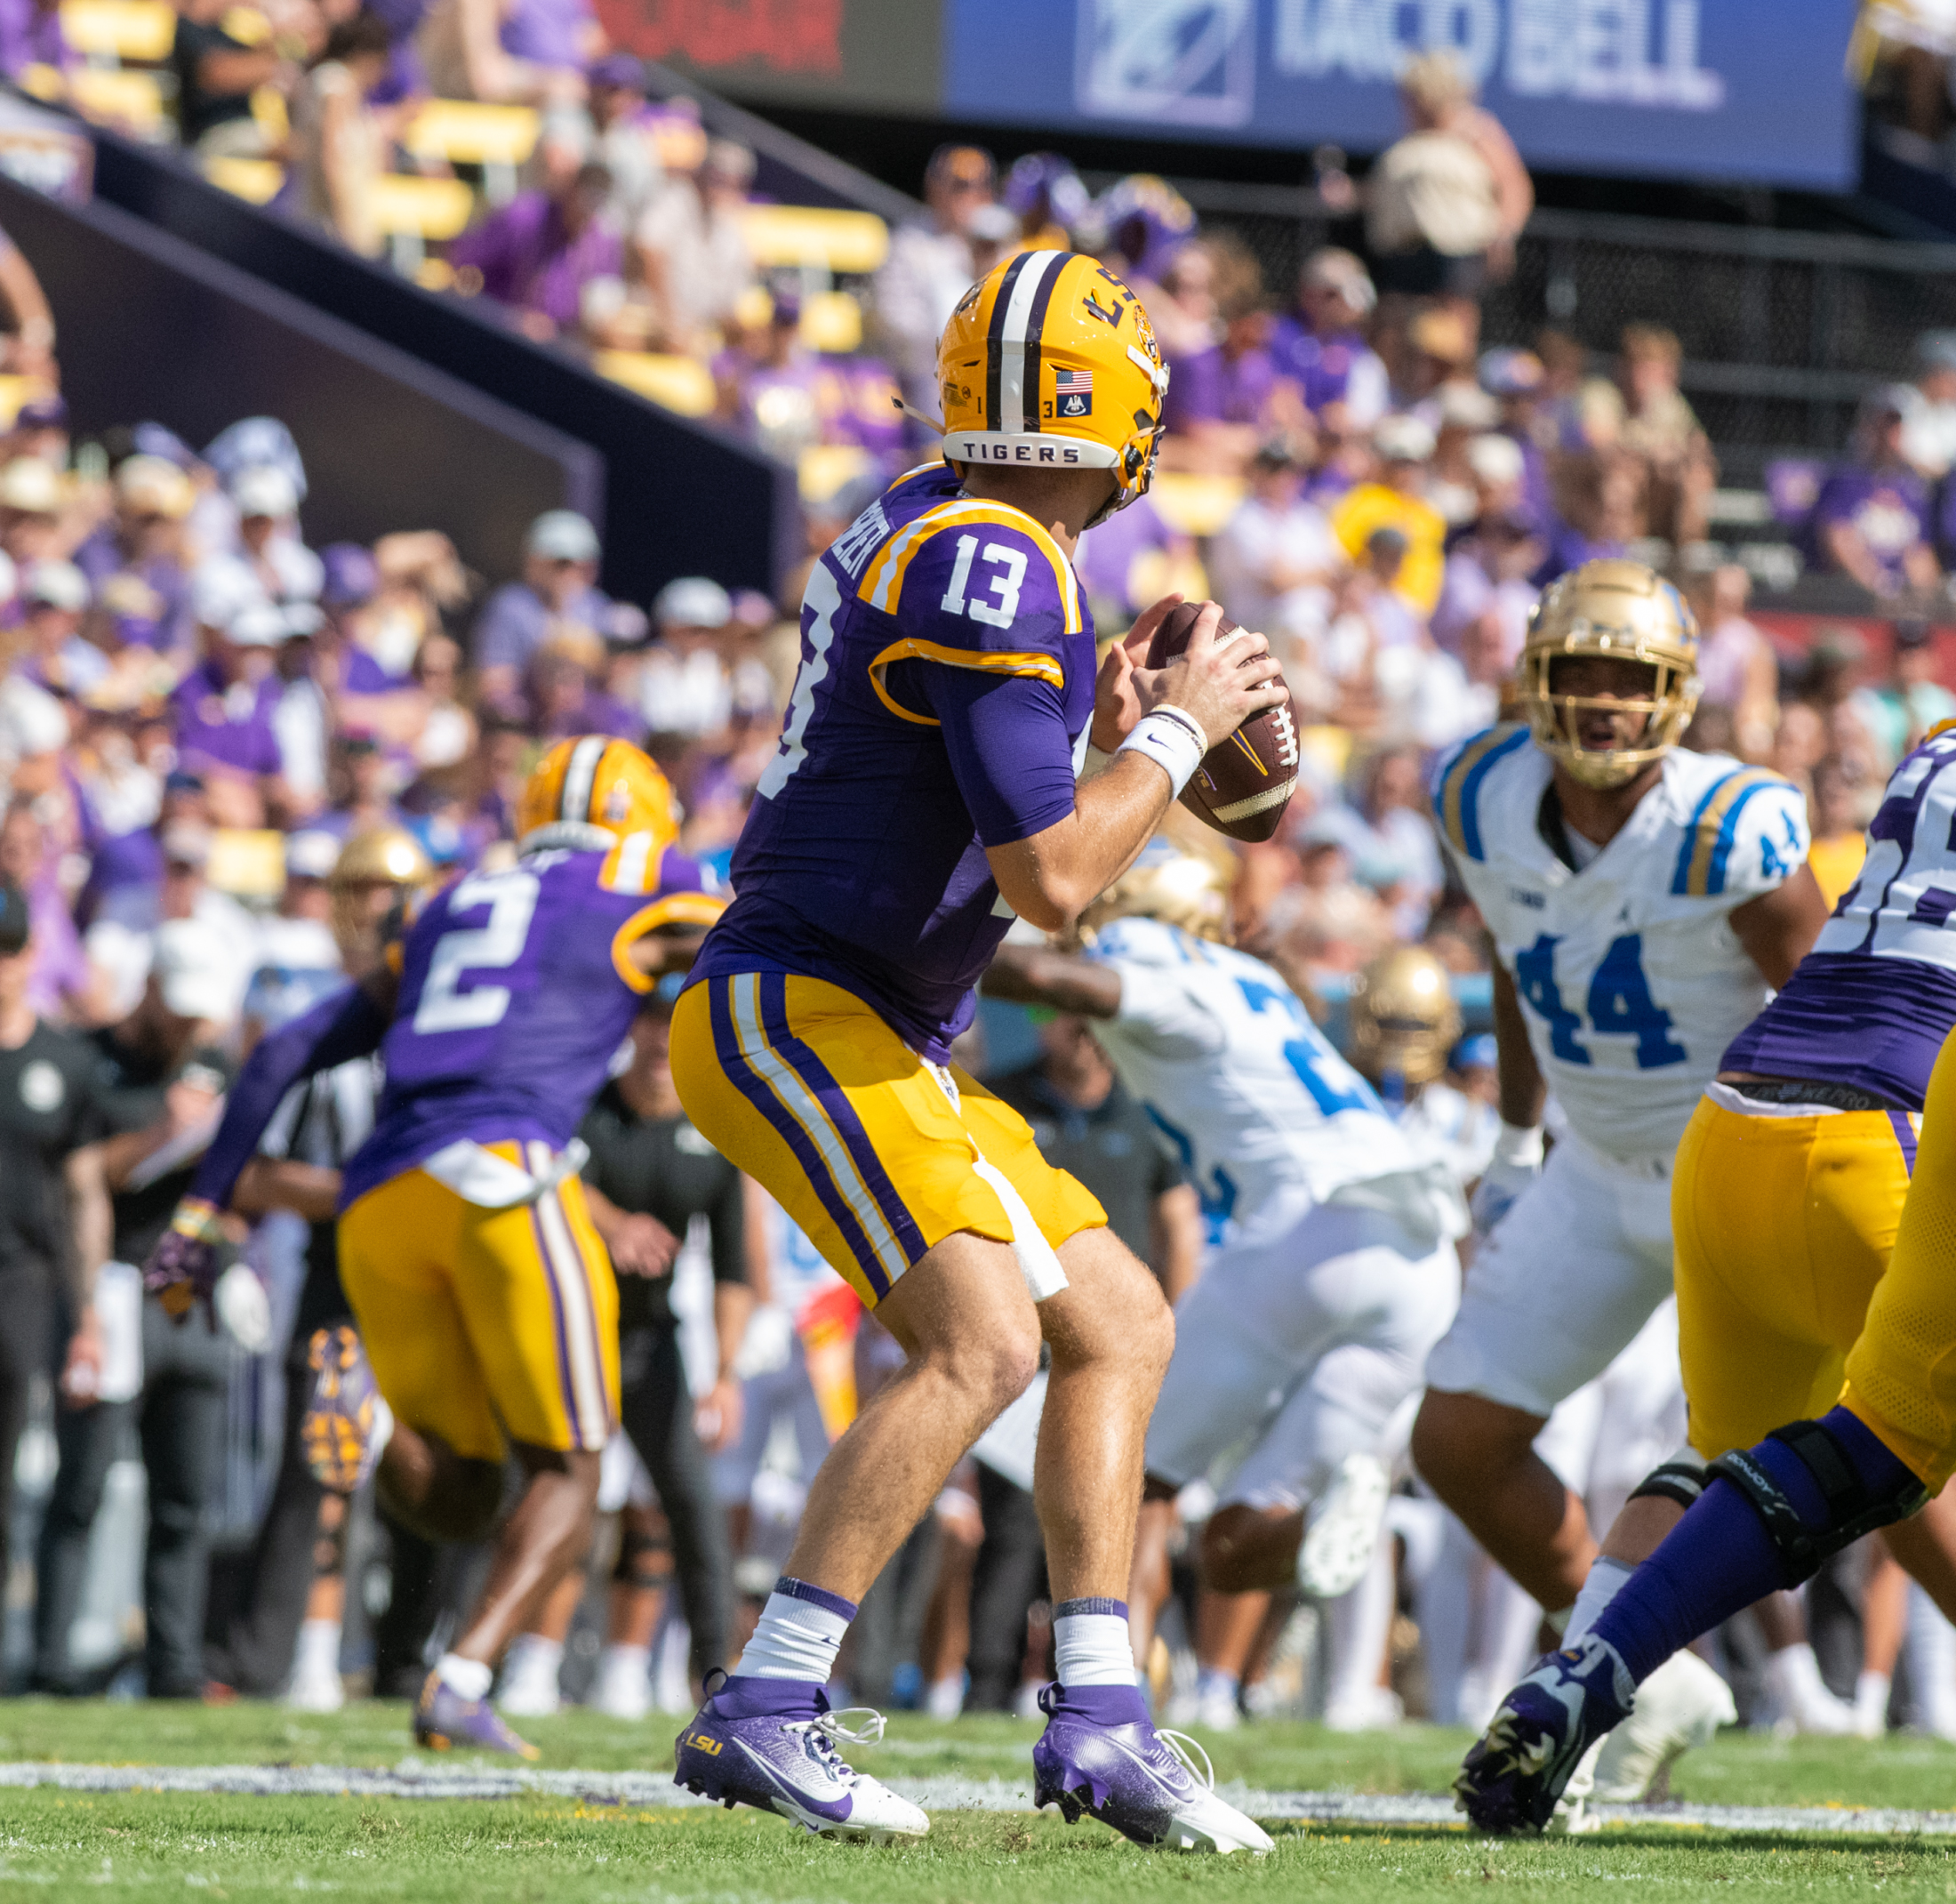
xmin=616 ymin=1519 xmax=673 ymax=1589
xmin=1628 ymin=1449 xmax=1708 ymax=1514
xmin=1708 ymin=1419 xmax=1929 ymax=1588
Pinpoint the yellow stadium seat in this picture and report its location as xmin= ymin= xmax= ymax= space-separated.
xmin=594 ymin=350 xmax=717 ymax=417
xmin=60 ymin=0 xmax=174 ymax=63
xmin=369 ymin=174 xmax=476 ymax=240
xmin=1149 ymin=471 xmax=1247 ymax=539
xmin=68 ymin=66 xmax=164 ymax=133
xmin=798 ymin=444 xmax=874 ymax=505
xmin=800 ymin=290 xmax=862 ymax=355
xmin=402 ymin=100 xmax=540 ymax=168
xmin=204 ymin=155 xmax=283 ymax=205
xmin=740 ymin=205 xmax=888 ymax=275
xmin=0 ymin=375 xmax=55 ymax=427
xmin=208 ymin=828 xmax=289 ymax=902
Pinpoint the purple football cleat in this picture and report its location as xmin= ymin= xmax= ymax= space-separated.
xmin=301 ymin=1325 xmax=391 ymax=1494
xmin=1032 ymin=1683 xmax=1272 ymax=1854
xmin=1455 ymin=1635 xmax=1636 ymax=1835
xmin=414 ymin=1668 xmax=541 ymax=1760
xmin=674 ymin=1674 xmax=928 ymax=1841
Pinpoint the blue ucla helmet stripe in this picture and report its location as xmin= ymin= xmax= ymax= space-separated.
xmin=757 ymin=971 xmax=928 ymax=1266
xmin=707 ymin=977 xmax=888 ymax=1297
xmin=1441 ymin=726 xmax=1528 ymax=862
xmin=561 ymin=735 xmax=606 ymax=825
xmin=1014 ymin=250 xmax=1068 ymax=435
xmin=984 ymin=249 xmax=1036 ymax=434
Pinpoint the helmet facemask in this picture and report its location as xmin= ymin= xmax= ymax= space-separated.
xmin=1522 ymin=649 xmax=1699 ymax=790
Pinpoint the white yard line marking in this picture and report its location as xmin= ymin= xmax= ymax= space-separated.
xmin=1 ymin=1763 xmax=1953 ymax=1836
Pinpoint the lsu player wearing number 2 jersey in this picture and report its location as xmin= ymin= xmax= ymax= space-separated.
xmin=140 ymin=738 xmax=724 ymax=1759
xmin=982 ymin=844 xmax=1464 ymax=1731
xmin=1458 ymin=720 xmax=1956 ymax=1834
xmin=1408 ymin=560 xmax=1827 ymax=1791
xmin=669 ymin=249 xmax=1285 ymax=1853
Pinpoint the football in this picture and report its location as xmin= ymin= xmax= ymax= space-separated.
xmin=1143 ymin=602 xmax=1300 ymax=843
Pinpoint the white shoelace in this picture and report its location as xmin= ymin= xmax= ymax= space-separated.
xmin=1156 ymin=1728 xmax=1215 ymax=1791
xmin=785 ymin=1706 xmax=888 ymax=1784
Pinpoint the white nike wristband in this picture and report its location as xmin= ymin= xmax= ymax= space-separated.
xmin=1117 ymin=704 xmax=1207 ymax=798
xmin=1492 ymin=1120 xmax=1545 ymax=1169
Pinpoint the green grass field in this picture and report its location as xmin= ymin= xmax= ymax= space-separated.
xmin=5 ymin=1703 xmax=1956 ymax=1900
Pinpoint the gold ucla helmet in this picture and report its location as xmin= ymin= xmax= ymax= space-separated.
xmin=1078 ymin=838 xmax=1231 ymax=944
xmin=1346 ymin=947 xmax=1461 ymax=1088
xmin=328 ymin=825 xmax=436 ymax=968
xmin=937 ymin=249 xmax=1169 ymax=527
xmin=1519 ymin=558 xmax=1701 ymax=789
xmin=517 ymin=735 xmax=679 ymax=856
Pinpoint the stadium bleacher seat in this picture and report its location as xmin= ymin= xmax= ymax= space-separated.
xmin=798 ymin=443 xmax=874 ymax=504
xmin=740 ymin=205 xmax=888 ymax=276
xmin=203 ymin=155 xmax=283 ymax=205
xmin=402 ymin=100 xmax=539 ymax=204
xmin=59 ymin=0 xmax=173 ymax=65
xmin=593 ymin=349 xmax=717 ymax=416
xmin=65 ymin=66 xmax=166 ymax=136
xmin=1150 ymin=471 xmax=1247 ymax=539
xmin=0 ymin=374 xmax=56 ymax=425
xmin=370 ymin=173 xmax=476 ymax=273
xmin=799 ymin=290 xmax=862 ymax=354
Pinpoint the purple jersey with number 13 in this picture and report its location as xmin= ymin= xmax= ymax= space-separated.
xmin=692 ymin=464 xmax=1096 ymax=1060
xmin=341 ymin=842 xmax=717 ymax=1206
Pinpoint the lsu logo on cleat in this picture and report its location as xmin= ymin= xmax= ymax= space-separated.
xmin=687 ymin=1732 xmax=723 ymax=1755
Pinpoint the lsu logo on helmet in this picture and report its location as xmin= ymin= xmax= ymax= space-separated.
xmin=1518 ymin=558 xmax=1701 ymax=789
xmin=936 ymin=250 xmax=1169 ymax=527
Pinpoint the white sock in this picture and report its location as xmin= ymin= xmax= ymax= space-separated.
xmin=1053 ymin=1597 xmax=1137 ymax=1686
xmin=295 ymin=1619 xmax=341 ymax=1675
xmin=1856 ymin=1670 xmax=1891 ymax=1715
xmin=599 ymin=1641 xmax=650 ymax=1679
xmin=1566 ymin=1557 xmax=1635 ymax=1645
xmin=736 ymin=1578 xmax=854 ymax=1683
xmin=1196 ymin=1664 xmax=1240 ymax=1701
xmin=437 ymin=1651 xmax=493 ymax=1700
xmin=508 ymin=1633 xmax=563 ymax=1675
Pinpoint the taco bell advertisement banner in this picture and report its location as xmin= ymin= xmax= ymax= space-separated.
xmin=942 ymin=0 xmax=1857 ymax=190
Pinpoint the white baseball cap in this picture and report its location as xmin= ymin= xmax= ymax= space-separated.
xmin=525 ymin=510 xmax=601 ymax=563
xmin=191 ymin=556 xmax=267 ymax=632
xmin=152 ymin=917 xmax=244 ymax=1024
xmin=653 ymin=575 xmax=732 ymax=631
xmin=226 ymin=602 xmax=289 ymax=647
xmin=1466 ymin=432 xmax=1526 ymax=486
xmin=284 ymin=829 xmax=341 ymax=880
xmin=231 ymin=463 xmax=301 ymax=520
xmin=23 ymin=559 xmax=87 ymax=613
xmin=1374 ymin=414 xmax=1437 ymax=463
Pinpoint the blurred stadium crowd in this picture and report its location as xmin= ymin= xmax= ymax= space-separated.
xmin=3 ymin=36 xmax=1956 ymax=1739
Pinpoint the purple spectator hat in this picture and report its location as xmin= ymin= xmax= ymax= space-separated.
xmin=1002 ymin=152 xmax=1091 ymax=231
xmin=320 ymin=542 xmax=381 ymax=608
xmin=588 ymin=52 xmax=645 ymax=91
xmin=204 ymin=417 xmax=307 ymax=502
xmin=1479 ymin=348 xmax=1545 ymax=398
xmin=768 ymin=284 xmax=803 ymax=327
xmin=132 ymin=422 xmax=199 ymax=469
xmin=729 ymin=588 xmax=774 ymax=630
xmin=15 ymin=394 xmax=67 ymax=431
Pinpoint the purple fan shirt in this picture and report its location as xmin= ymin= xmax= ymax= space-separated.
xmin=1808 ymin=467 xmax=1931 ymax=588
xmin=1163 ymin=342 xmax=1287 ymax=431
xmin=1268 ymin=320 xmax=1367 ymax=414
xmin=449 ymin=192 xmax=621 ymax=333
xmin=171 ymin=662 xmax=283 ymax=776
xmin=692 ymin=464 xmax=1095 ymax=1060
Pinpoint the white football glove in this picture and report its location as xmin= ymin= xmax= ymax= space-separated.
xmin=1469 ymin=1122 xmax=1544 ymax=1241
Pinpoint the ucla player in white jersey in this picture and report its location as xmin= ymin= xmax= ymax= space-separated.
xmin=1410 ymin=560 xmax=1827 ymax=1755
xmin=983 ymin=842 xmax=1464 ymax=1719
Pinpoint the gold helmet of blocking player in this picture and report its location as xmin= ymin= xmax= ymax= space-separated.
xmin=1077 ymin=839 xmax=1231 ymax=945
xmin=517 ymin=735 xmax=680 ymax=856
xmin=936 ymin=250 xmax=1170 ymax=527
xmin=328 ymin=825 xmax=436 ymax=970
xmin=1346 ymin=946 xmax=1462 ymax=1089
xmin=1518 ymin=558 xmax=1701 ymax=789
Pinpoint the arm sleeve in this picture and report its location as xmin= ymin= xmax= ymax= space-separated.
xmin=185 ymin=982 xmax=389 ymax=1209
xmin=925 ymin=667 xmax=1080 ymax=847
xmin=708 ymin=1163 xmax=748 ymax=1287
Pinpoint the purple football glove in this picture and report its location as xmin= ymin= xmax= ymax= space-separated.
xmin=144 ymin=1196 xmax=229 ymax=1325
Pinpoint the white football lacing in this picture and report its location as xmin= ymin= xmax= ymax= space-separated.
xmin=784 ymin=1706 xmax=888 ymax=1785
xmin=1156 ymin=1728 xmax=1215 ymax=1790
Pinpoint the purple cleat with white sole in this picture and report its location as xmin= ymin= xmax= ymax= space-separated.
xmin=674 ymin=1674 xmax=928 ymax=1841
xmin=414 ymin=1669 xmax=540 ymax=1760
xmin=1031 ymin=1683 xmax=1273 ymax=1854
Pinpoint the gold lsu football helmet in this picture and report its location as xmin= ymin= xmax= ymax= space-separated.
xmin=1519 ymin=558 xmax=1701 ymax=789
xmin=1077 ymin=839 xmax=1232 ymax=945
xmin=1346 ymin=946 xmax=1462 ymax=1089
xmin=937 ymin=250 xmax=1170 ymax=527
xmin=517 ymin=735 xmax=681 ymax=856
